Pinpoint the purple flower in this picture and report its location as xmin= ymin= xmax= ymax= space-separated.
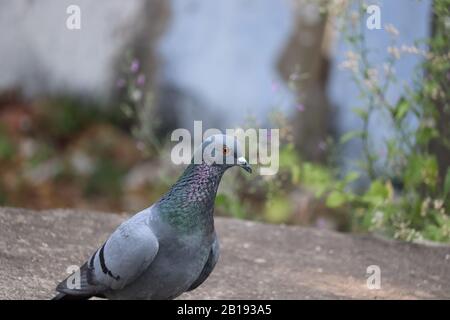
xmin=136 ymin=74 xmax=146 ymax=86
xmin=318 ymin=141 xmax=327 ymax=151
xmin=130 ymin=59 xmax=140 ymax=73
xmin=116 ymin=78 xmax=126 ymax=89
xmin=271 ymin=81 xmax=279 ymax=92
xmin=316 ymin=217 xmax=328 ymax=230
xmin=296 ymin=103 xmax=305 ymax=112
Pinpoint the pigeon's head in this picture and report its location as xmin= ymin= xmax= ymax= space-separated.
xmin=194 ymin=134 xmax=252 ymax=173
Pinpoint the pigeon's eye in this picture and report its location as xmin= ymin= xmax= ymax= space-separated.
xmin=222 ymin=146 xmax=230 ymax=156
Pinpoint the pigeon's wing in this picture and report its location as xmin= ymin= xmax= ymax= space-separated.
xmin=56 ymin=217 xmax=159 ymax=296
xmin=187 ymin=234 xmax=219 ymax=291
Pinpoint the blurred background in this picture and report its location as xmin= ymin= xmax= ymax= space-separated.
xmin=0 ymin=0 xmax=449 ymax=242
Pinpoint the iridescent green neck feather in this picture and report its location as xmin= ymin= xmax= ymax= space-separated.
xmin=156 ymin=163 xmax=227 ymax=233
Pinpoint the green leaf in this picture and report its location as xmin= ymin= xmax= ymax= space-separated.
xmin=279 ymin=144 xmax=300 ymax=168
xmin=0 ymin=140 xmax=13 ymax=160
xmin=395 ymin=98 xmax=410 ymax=121
xmin=300 ymin=162 xmax=334 ymax=197
xmin=352 ymin=107 xmax=368 ymax=120
xmin=344 ymin=171 xmax=360 ymax=184
xmin=362 ymin=180 xmax=388 ymax=206
xmin=264 ymin=196 xmax=292 ymax=224
xmin=215 ymin=194 xmax=228 ymax=207
xmin=340 ymin=131 xmax=365 ymax=144
xmin=0 ymin=134 xmax=14 ymax=160
xmin=291 ymin=165 xmax=301 ymax=184
xmin=404 ymin=155 xmax=438 ymax=188
xmin=416 ymin=127 xmax=439 ymax=145
xmin=215 ymin=194 xmax=247 ymax=219
xmin=326 ymin=191 xmax=347 ymax=208
xmin=444 ymin=168 xmax=450 ymax=199
xmin=367 ymin=181 xmax=388 ymax=197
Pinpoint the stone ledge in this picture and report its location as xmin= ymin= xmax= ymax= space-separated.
xmin=0 ymin=207 xmax=449 ymax=299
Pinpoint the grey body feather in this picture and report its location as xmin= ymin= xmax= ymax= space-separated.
xmin=53 ymin=134 xmax=250 ymax=300
xmin=187 ymin=235 xmax=220 ymax=291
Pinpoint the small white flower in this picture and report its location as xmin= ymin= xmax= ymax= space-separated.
xmin=339 ymin=51 xmax=359 ymax=72
xmin=444 ymin=16 xmax=450 ymax=30
xmin=434 ymin=199 xmax=444 ymax=210
xmin=372 ymin=211 xmax=384 ymax=227
xmin=385 ymin=24 xmax=400 ymax=37
xmin=383 ymin=63 xmax=395 ymax=77
xmin=387 ymin=46 xmax=401 ymax=59
xmin=421 ymin=197 xmax=431 ymax=217
xmin=131 ymin=89 xmax=142 ymax=102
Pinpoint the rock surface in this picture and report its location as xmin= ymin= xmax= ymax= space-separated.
xmin=0 ymin=207 xmax=449 ymax=300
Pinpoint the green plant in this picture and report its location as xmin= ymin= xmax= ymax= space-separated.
xmin=0 ymin=127 xmax=14 ymax=161
xmin=84 ymin=158 xmax=125 ymax=198
xmin=36 ymin=96 xmax=119 ymax=142
xmin=215 ymin=194 xmax=248 ymax=220
xmin=0 ymin=181 xmax=7 ymax=205
xmin=322 ymin=0 xmax=450 ymax=242
xmin=116 ymin=53 xmax=162 ymax=157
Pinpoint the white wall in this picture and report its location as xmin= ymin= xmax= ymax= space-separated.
xmin=0 ymin=0 xmax=143 ymax=98
xmin=157 ymin=0 xmax=296 ymax=129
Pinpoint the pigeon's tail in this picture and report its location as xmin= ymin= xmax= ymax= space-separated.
xmin=52 ymin=263 xmax=103 ymax=300
xmin=51 ymin=292 xmax=91 ymax=300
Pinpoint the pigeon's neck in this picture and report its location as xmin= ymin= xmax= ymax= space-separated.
xmin=156 ymin=163 xmax=226 ymax=233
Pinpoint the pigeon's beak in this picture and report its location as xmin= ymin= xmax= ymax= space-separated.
xmin=237 ymin=157 xmax=252 ymax=173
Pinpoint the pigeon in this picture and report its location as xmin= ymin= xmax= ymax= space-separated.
xmin=52 ymin=134 xmax=252 ymax=300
